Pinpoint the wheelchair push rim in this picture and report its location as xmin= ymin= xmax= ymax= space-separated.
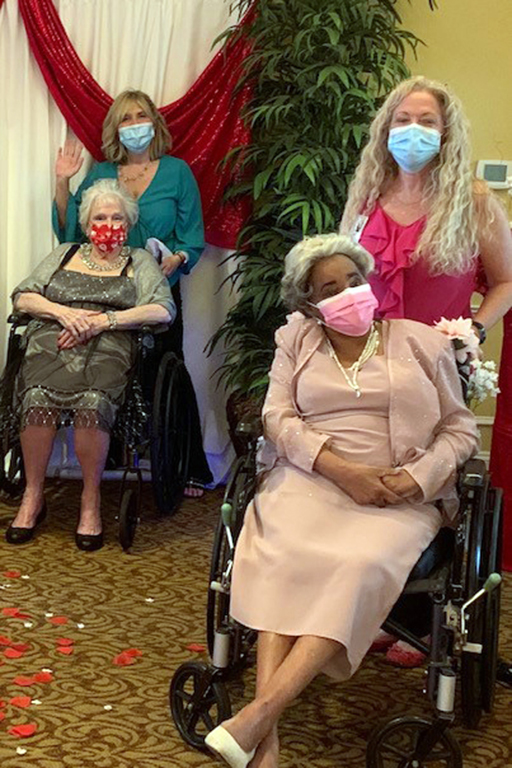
xmin=150 ymin=352 xmax=192 ymax=516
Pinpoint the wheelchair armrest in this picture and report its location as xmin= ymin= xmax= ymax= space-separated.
xmin=459 ymin=457 xmax=486 ymax=489
xmin=235 ymin=417 xmax=262 ymax=440
xmin=7 ymin=313 xmax=32 ymax=327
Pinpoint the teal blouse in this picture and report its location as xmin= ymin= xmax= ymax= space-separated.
xmin=52 ymin=156 xmax=205 ymax=287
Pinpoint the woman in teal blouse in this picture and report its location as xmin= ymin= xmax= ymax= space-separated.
xmin=53 ymin=89 xmax=212 ymax=493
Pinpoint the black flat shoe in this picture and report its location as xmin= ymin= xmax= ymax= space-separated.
xmin=5 ymin=502 xmax=47 ymax=545
xmin=497 ymin=659 xmax=512 ymax=687
xmin=75 ymin=531 xmax=104 ymax=552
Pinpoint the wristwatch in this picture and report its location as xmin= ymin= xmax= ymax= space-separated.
xmin=105 ymin=310 xmax=118 ymax=331
xmin=471 ymin=320 xmax=486 ymax=345
xmin=175 ymin=250 xmax=189 ymax=265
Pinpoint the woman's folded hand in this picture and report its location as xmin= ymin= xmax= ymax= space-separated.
xmin=381 ymin=469 xmax=422 ymax=501
xmin=55 ymin=306 xmax=102 ymax=338
xmin=337 ymin=463 xmax=403 ymax=507
xmin=57 ymin=313 xmax=109 ymax=349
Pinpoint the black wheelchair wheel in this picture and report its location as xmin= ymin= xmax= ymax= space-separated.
xmin=170 ymin=661 xmax=231 ymax=751
xmin=0 ymin=442 xmax=25 ymax=499
xmin=150 ymin=352 xmax=192 ymax=515
xmin=206 ymin=455 xmax=256 ymax=658
xmin=461 ymin=482 xmax=502 ymax=728
xmin=366 ymin=717 xmax=462 ymax=768
xmin=119 ymin=488 xmax=139 ymax=551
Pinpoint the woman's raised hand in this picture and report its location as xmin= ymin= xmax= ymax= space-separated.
xmin=56 ymin=138 xmax=84 ymax=180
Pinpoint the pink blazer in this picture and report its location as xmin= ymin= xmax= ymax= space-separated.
xmin=259 ymin=315 xmax=479 ymax=520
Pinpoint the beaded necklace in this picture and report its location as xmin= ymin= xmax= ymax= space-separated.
xmin=79 ymin=244 xmax=130 ymax=272
xmin=325 ymin=323 xmax=380 ymax=398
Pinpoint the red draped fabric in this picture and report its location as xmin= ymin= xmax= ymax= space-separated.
xmin=490 ymin=310 xmax=512 ymax=571
xmin=18 ymin=0 xmax=254 ymax=248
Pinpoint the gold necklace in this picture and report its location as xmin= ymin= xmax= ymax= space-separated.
xmin=118 ymin=164 xmax=149 ymax=183
xmin=325 ymin=324 xmax=380 ymax=398
xmin=80 ymin=244 xmax=130 ymax=272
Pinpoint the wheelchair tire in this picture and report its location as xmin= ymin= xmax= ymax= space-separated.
xmin=0 ymin=442 xmax=25 ymax=499
xmin=461 ymin=484 xmax=502 ymax=728
xmin=206 ymin=455 xmax=256 ymax=658
xmin=119 ymin=488 xmax=139 ymax=551
xmin=150 ymin=352 xmax=192 ymax=516
xmin=366 ymin=716 xmax=462 ymax=768
xmin=170 ymin=661 xmax=231 ymax=751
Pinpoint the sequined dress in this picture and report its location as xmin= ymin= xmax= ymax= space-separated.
xmin=230 ymin=348 xmax=443 ymax=681
xmin=16 ymin=269 xmax=137 ymax=432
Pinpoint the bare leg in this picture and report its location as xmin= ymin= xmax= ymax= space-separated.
xmin=249 ymin=633 xmax=296 ymax=768
xmin=224 ymin=634 xmax=341 ymax=755
xmin=74 ymin=427 xmax=110 ymax=535
xmin=11 ymin=425 xmax=56 ymax=527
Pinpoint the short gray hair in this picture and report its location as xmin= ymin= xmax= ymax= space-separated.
xmin=281 ymin=233 xmax=374 ymax=312
xmin=79 ymin=178 xmax=139 ymax=233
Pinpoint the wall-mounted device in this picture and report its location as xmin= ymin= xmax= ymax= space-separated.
xmin=475 ymin=159 xmax=512 ymax=189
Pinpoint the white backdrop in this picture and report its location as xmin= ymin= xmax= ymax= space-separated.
xmin=0 ymin=0 xmax=241 ymax=482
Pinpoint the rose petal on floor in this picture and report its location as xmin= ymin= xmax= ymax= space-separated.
xmin=123 ymin=648 xmax=143 ymax=658
xmin=113 ymin=652 xmax=136 ymax=666
xmin=16 ymin=747 xmax=28 ymax=755
xmin=0 ymin=635 xmax=12 ymax=646
xmin=10 ymin=696 xmax=32 ymax=709
xmin=187 ymin=643 xmax=206 ymax=653
xmin=4 ymin=648 xmax=26 ymax=659
xmin=48 ymin=616 xmax=69 ymax=625
xmin=0 ymin=712 xmax=5 ymax=722
xmin=56 ymin=646 xmax=73 ymax=656
xmin=33 ymin=671 xmax=53 ymax=683
xmin=2 ymin=570 xmax=22 ymax=579
xmin=8 ymin=723 xmax=38 ymax=738
xmin=13 ymin=676 xmax=36 ymax=687
xmin=2 ymin=608 xmax=31 ymax=619
xmin=56 ymin=638 xmax=74 ymax=646
xmin=11 ymin=643 xmax=31 ymax=653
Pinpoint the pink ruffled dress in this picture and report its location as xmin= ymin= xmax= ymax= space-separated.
xmin=359 ymin=204 xmax=476 ymax=324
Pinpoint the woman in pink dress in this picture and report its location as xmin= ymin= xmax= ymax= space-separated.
xmin=204 ymin=234 xmax=478 ymax=768
xmin=340 ymin=76 xmax=512 ymax=667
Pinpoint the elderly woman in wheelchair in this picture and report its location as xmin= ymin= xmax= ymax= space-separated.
xmin=1 ymin=179 xmax=174 ymax=551
xmin=203 ymin=233 xmax=480 ymax=768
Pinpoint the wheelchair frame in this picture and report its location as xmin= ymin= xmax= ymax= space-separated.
xmin=170 ymin=421 xmax=502 ymax=766
xmin=0 ymin=314 xmax=193 ymax=551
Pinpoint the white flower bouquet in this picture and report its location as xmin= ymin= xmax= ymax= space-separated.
xmin=434 ymin=316 xmax=500 ymax=406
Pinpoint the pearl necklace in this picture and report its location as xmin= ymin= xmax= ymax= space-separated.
xmin=79 ymin=244 xmax=130 ymax=272
xmin=325 ymin=324 xmax=380 ymax=398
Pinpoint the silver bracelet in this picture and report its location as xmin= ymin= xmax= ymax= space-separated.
xmin=105 ymin=310 xmax=118 ymax=330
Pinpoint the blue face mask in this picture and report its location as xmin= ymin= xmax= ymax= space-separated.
xmin=387 ymin=124 xmax=441 ymax=174
xmin=118 ymin=122 xmax=155 ymax=154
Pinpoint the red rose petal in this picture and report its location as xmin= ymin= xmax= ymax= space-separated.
xmin=0 ymin=635 xmax=12 ymax=646
xmin=0 ymin=699 xmax=6 ymax=708
xmin=2 ymin=608 xmax=31 ymax=619
xmin=11 ymin=643 xmax=31 ymax=653
xmin=0 ymin=712 xmax=5 ymax=722
xmin=56 ymin=646 xmax=73 ymax=656
xmin=56 ymin=638 xmax=74 ymax=646
xmin=13 ymin=676 xmax=36 ymax=686
xmin=8 ymin=722 xmax=38 ymax=738
xmin=10 ymin=696 xmax=32 ymax=708
xmin=187 ymin=643 xmax=206 ymax=653
xmin=48 ymin=616 xmax=69 ymax=625
xmin=123 ymin=648 xmax=143 ymax=658
xmin=2 ymin=570 xmax=21 ymax=578
xmin=4 ymin=648 xmax=25 ymax=659
xmin=113 ymin=652 xmax=136 ymax=666
xmin=33 ymin=671 xmax=53 ymax=683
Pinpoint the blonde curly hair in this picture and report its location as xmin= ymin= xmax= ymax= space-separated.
xmin=340 ymin=76 xmax=493 ymax=275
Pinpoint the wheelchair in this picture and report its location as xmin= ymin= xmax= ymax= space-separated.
xmin=0 ymin=313 xmax=193 ymax=551
xmin=169 ymin=414 xmax=503 ymax=766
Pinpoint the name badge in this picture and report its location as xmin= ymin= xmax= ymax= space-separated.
xmin=352 ymin=215 xmax=369 ymax=243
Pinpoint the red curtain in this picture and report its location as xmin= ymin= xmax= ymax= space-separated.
xmin=18 ymin=0 xmax=253 ymax=248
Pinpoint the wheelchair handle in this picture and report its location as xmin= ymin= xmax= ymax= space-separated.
xmin=460 ymin=572 xmax=501 ymax=651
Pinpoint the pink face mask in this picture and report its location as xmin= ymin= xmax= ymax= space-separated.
xmin=316 ymin=283 xmax=378 ymax=336
xmin=89 ymin=223 xmax=127 ymax=254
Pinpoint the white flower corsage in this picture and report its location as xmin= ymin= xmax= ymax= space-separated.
xmin=434 ymin=316 xmax=480 ymax=363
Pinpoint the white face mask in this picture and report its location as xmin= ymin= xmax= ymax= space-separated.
xmin=387 ymin=124 xmax=441 ymax=174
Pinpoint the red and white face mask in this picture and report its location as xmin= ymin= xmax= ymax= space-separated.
xmin=89 ymin=223 xmax=127 ymax=254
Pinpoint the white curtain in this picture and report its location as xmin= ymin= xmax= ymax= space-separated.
xmin=0 ymin=0 xmax=241 ymax=482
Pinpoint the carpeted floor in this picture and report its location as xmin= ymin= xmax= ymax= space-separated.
xmin=0 ymin=480 xmax=511 ymax=768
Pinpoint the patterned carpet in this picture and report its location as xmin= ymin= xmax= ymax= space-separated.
xmin=0 ymin=479 xmax=511 ymax=768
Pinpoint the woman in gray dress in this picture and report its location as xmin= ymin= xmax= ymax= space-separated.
xmin=5 ymin=179 xmax=174 ymax=551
